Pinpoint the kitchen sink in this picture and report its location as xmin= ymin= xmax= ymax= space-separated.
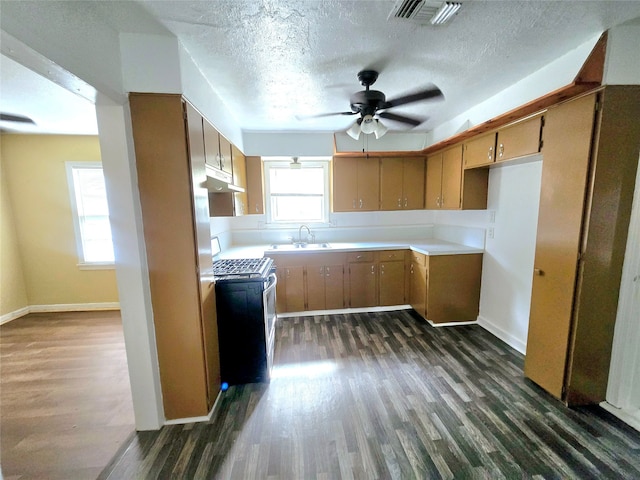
xmin=269 ymin=242 xmax=331 ymax=250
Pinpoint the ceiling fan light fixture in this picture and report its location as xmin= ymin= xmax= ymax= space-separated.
xmin=430 ymin=2 xmax=462 ymax=25
xmin=290 ymin=156 xmax=302 ymax=169
xmin=374 ymin=120 xmax=388 ymax=139
xmin=360 ymin=114 xmax=376 ymax=134
xmin=346 ymin=121 xmax=361 ymax=140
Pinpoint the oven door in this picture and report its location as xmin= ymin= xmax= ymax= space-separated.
xmin=263 ymin=273 xmax=278 ymax=375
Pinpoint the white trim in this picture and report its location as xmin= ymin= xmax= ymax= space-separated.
xmin=428 ymin=319 xmax=477 ymax=328
xmin=600 ymin=402 xmax=640 ymax=433
xmin=164 ymin=389 xmax=222 ymax=426
xmin=606 ymin=155 xmax=640 ymax=410
xmin=1 ymin=303 xmax=121 ymax=325
xmin=276 ymin=305 xmax=412 ymax=318
xmin=77 ymin=262 xmax=116 ymax=270
xmin=0 ymin=307 xmax=30 ymax=325
xmin=477 ymin=314 xmax=527 ymax=354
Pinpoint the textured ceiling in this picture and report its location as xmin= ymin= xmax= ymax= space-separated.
xmin=2 ymin=1 xmax=640 ymax=135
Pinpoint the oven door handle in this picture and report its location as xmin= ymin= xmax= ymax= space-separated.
xmin=264 ymin=272 xmax=277 ymax=293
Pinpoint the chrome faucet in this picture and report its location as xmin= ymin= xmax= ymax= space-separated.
xmin=297 ymin=224 xmax=314 ymax=244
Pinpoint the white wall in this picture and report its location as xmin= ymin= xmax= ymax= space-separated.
xmin=477 ymin=159 xmax=542 ymax=353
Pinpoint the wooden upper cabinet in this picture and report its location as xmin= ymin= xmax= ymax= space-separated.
xmin=441 ymin=146 xmax=462 ymax=210
xmin=425 ymin=152 xmax=443 ymax=209
xmin=496 ymin=114 xmax=543 ymax=162
xmin=231 ymin=145 xmax=247 ymax=216
xmin=380 ymin=157 xmax=425 ymax=210
xmin=203 ymin=119 xmax=233 ymax=176
xmin=218 ymin=134 xmax=232 ymax=175
xmin=332 ymin=156 xmax=380 ymax=212
xmin=245 ymin=156 xmax=264 ymax=215
xmin=463 ymin=132 xmax=496 ymax=168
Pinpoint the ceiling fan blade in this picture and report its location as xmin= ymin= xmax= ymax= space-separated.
xmin=0 ymin=113 xmax=36 ymax=124
xmin=378 ymin=111 xmax=424 ymax=127
xmin=296 ymin=111 xmax=357 ymax=120
xmin=382 ymin=86 xmax=444 ymax=109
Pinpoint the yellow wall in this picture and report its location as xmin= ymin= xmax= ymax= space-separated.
xmin=1 ymin=139 xmax=29 ymax=315
xmin=1 ymin=134 xmax=118 ymax=313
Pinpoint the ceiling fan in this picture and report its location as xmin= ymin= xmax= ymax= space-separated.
xmin=303 ymin=70 xmax=444 ymax=139
xmin=0 ymin=113 xmax=36 ymax=124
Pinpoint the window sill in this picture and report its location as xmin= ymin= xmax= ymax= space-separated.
xmin=77 ymin=262 xmax=115 ymax=271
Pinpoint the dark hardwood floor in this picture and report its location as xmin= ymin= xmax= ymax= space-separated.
xmin=103 ymin=310 xmax=640 ymax=479
xmin=0 ymin=311 xmax=135 ymax=480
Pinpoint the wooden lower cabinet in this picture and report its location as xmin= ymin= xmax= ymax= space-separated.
xmin=348 ymin=261 xmax=377 ymax=308
xmin=409 ymin=251 xmax=427 ymax=316
xmin=410 ymin=251 xmax=482 ymax=324
xmin=307 ymin=264 xmax=345 ymax=311
xmin=377 ymin=250 xmax=407 ymax=306
xmin=276 ymin=266 xmax=305 ymax=313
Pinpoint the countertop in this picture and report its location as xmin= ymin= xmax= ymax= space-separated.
xmin=218 ymin=240 xmax=483 ymax=259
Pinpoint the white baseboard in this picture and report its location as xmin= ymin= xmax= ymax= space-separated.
xmin=600 ymin=402 xmax=640 ymax=433
xmin=0 ymin=302 xmax=120 ymax=325
xmin=277 ymin=305 xmax=412 ymax=318
xmin=477 ymin=315 xmax=526 ymax=354
xmin=0 ymin=306 xmax=30 ymax=325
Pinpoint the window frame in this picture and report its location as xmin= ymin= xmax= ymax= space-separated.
xmin=65 ymin=161 xmax=115 ymax=269
xmin=263 ymin=157 xmax=331 ymax=227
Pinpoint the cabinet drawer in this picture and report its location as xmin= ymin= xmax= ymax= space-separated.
xmin=347 ymin=251 xmax=374 ymax=263
xmin=376 ymin=250 xmax=406 ymax=262
xmin=411 ymin=251 xmax=426 ymax=266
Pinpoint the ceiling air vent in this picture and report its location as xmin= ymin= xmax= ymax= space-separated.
xmin=388 ymin=0 xmax=461 ymax=25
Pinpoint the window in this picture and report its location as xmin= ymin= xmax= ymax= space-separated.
xmin=264 ymin=158 xmax=330 ymax=224
xmin=66 ymin=162 xmax=115 ymax=266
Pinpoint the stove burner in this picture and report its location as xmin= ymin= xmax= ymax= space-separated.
xmin=213 ymin=257 xmax=273 ymax=281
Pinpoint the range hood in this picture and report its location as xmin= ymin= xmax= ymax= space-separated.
xmin=206 ymin=164 xmax=245 ymax=193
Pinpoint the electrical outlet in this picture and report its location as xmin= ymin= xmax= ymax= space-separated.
xmin=489 ymin=210 xmax=496 ymax=223
xmin=487 ymin=227 xmax=495 ymax=239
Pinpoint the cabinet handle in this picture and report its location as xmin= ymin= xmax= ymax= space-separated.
xmin=488 ymin=146 xmax=493 ymax=161
xmin=436 ymin=195 xmax=440 ymax=207
xmin=255 ymin=204 xmax=259 ymax=213
xmin=356 ymin=255 xmax=363 ymax=259
xmin=534 ymin=268 xmax=544 ymax=276
xmin=381 ymin=265 xmax=385 ymax=274
xmin=359 ymin=199 xmax=363 ymax=209
xmin=499 ymin=143 xmax=504 ymax=158
xmin=325 ymin=267 xmax=330 ymax=277
xmin=404 ymin=197 xmax=408 ymax=208
xmin=371 ymin=265 xmax=375 ymax=274
xmin=353 ymin=199 xmax=356 ymax=209
xmin=398 ymin=198 xmax=402 ymax=207
xmin=441 ymin=196 xmax=445 ymax=206
xmin=410 ymin=264 xmax=414 ymax=274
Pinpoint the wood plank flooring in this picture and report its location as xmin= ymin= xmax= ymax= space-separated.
xmin=103 ymin=310 xmax=640 ymax=479
xmin=0 ymin=311 xmax=135 ymax=480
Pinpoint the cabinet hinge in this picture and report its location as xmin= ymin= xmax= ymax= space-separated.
xmin=539 ymin=139 xmax=544 ymax=150
xmin=595 ymin=101 xmax=601 ymax=112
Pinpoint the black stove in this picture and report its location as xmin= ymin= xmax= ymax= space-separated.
xmin=213 ymin=257 xmax=273 ymax=282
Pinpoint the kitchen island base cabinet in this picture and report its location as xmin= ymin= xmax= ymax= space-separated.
xmin=410 ymin=252 xmax=483 ymax=324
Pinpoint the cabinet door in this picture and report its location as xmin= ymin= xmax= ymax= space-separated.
xmin=186 ymin=102 xmax=219 ymax=408
xmin=348 ymin=262 xmax=377 ymax=308
xmin=380 ymin=157 xmax=404 ymax=210
xmin=403 ymin=158 xmax=425 ymax=210
xmin=203 ymin=120 xmax=220 ymax=169
xmin=332 ymin=157 xmax=358 ymax=211
xmin=324 ymin=264 xmax=345 ymax=310
xmin=275 ymin=267 xmax=288 ymax=314
xmin=409 ymin=258 xmax=427 ymax=318
xmin=441 ymin=146 xmax=462 ymax=210
xmin=425 ymin=153 xmax=442 ymax=209
xmin=245 ymin=156 xmax=264 ymax=214
xmin=524 ymin=94 xmax=596 ymax=399
xmin=218 ymin=134 xmax=233 ymax=175
xmin=357 ymin=157 xmax=379 ymax=211
xmin=496 ymin=115 xmax=542 ymax=162
xmin=306 ymin=265 xmax=326 ymax=311
xmin=379 ymin=261 xmax=405 ymax=306
xmin=284 ymin=266 xmax=305 ymax=312
xmin=463 ymin=132 xmax=496 ymax=168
